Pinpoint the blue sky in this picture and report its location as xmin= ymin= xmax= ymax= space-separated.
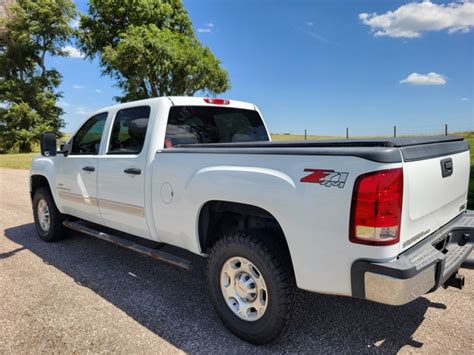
xmin=57 ymin=0 xmax=473 ymax=136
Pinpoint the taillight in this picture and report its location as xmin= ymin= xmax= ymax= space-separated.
xmin=204 ymin=98 xmax=229 ymax=105
xmin=349 ymin=168 xmax=403 ymax=246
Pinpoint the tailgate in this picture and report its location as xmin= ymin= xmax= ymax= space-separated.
xmin=400 ymin=145 xmax=470 ymax=252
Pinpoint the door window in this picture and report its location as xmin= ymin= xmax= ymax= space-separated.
xmin=70 ymin=112 xmax=108 ymax=155
xmin=108 ymin=106 xmax=151 ymax=154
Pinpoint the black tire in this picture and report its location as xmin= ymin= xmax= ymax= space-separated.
xmin=207 ymin=230 xmax=296 ymax=344
xmin=32 ymin=187 xmax=66 ymax=242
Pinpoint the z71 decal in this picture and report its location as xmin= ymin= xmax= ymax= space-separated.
xmin=300 ymin=169 xmax=349 ymax=188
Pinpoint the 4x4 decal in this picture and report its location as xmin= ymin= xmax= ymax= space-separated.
xmin=300 ymin=169 xmax=349 ymax=188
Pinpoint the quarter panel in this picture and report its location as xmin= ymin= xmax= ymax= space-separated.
xmin=152 ymin=152 xmax=402 ymax=296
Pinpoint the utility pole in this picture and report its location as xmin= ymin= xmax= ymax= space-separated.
xmin=393 ymin=125 xmax=397 ymax=138
xmin=445 ymin=124 xmax=448 ymax=136
xmin=346 ymin=127 xmax=349 ymax=140
xmin=304 ymin=129 xmax=307 ymax=141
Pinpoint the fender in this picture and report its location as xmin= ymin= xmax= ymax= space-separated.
xmin=30 ymin=156 xmax=64 ymax=213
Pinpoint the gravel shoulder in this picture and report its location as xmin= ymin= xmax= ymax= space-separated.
xmin=0 ymin=168 xmax=473 ymax=353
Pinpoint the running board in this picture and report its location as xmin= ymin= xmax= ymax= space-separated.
xmin=63 ymin=220 xmax=192 ymax=271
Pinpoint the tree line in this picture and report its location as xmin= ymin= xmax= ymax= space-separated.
xmin=0 ymin=0 xmax=230 ymax=153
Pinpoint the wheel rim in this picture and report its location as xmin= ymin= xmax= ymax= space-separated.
xmin=220 ymin=256 xmax=268 ymax=321
xmin=37 ymin=199 xmax=50 ymax=232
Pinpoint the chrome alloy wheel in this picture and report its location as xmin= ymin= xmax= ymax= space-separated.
xmin=220 ymin=256 xmax=268 ymax=321
xmin=37 ymin=199 xmax=50 ymax=232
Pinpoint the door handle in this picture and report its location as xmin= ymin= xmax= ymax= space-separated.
xmin=124 ymin=168 xmax=141 ymax=175
xmin=82 ymin=166 xmax=95 ymax=172
xmin=440 ymin=158 xmax=453 ymax=178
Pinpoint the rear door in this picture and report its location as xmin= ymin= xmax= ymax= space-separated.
xmin=56 ymin=112 xmax=108 ymax=224
xmin=97 ymin=106 xmax=151 ymax=238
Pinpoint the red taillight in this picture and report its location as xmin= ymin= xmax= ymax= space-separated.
xmin=203 ymin=98 xmax=230 ymax=105
xmin=349 ymin=168 xmax=403 ymax=246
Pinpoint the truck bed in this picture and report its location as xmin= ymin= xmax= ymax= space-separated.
xmin=169 ymin=135 xmax=468 ymax=163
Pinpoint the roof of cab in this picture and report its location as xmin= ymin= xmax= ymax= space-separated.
xmin=92 ymin=96 xmax=256 ymax=116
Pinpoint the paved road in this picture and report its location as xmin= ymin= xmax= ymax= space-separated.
xmin=1 ymin=168 xmax=473 ymax=354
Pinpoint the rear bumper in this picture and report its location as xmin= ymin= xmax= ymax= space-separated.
xmin=351 ymin=210 xmax=474 ymax=306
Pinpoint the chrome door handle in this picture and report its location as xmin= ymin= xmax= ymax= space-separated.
xmin=82 ymin=166 xmax=95 ymax=172
xmin=124 ymin=168 xmax=141 ymax=175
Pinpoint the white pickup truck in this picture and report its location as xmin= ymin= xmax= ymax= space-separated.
xmin=30 ymin=96 xmax=473 ymax=344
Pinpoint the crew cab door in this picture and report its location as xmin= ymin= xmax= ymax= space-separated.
xmin=97 ymin=106 xmax=151 ymax=238
xmin=56 ymin=112 xmax=108 ymax=224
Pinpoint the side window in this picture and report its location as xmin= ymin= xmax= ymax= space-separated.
xmin=108 ymin=106 xmax=151 ymax=155
xmin=70 ymin=112 xmax=108 ymax=155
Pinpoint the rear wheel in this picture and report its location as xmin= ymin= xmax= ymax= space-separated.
xmin=33 ymin=187 xmax=66 ymax=242
xmin=207 ymin=230 xmax=295 ymax=344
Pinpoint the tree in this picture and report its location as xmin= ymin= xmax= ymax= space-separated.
xmin=0 ymin=0 xmax=76 ymax=152
xmin=79 ymin=0 xmax=230 ymax=101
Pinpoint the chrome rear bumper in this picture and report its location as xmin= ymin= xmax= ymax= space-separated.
xmin=351 ymin=210 xmax=474 ymax=306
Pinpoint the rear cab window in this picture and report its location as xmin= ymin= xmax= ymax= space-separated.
xmin=164 ymin=106 xmax=269 ymax=148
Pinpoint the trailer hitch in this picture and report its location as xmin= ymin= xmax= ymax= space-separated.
xmin=443 ymin=273 xmax=465 ymax=290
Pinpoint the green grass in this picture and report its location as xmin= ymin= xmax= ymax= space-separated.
xmin=1 ymin=133 xmax=473 ymax=208
xmin=0 ymin=153 xmax=37 ymax=169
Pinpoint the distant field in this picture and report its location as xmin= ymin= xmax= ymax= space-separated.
xmin=270 ymin=134 xmax=340 ymax=141
xmin=1 ymin=132 xmax=473 ymax=208
xmin=0 ymin=153 xmax=37 ymax=170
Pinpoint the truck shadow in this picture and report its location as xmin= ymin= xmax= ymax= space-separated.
xmin=4 ymin=223 xmax=439 ymax=353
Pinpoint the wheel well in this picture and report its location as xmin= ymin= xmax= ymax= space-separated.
xmin=198 ymin=201 xmax=292 ymax=261
xmin=30 ymin=175 xmax=51 ymax=200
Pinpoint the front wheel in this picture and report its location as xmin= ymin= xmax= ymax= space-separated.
xmin=33 ymin=187 xmax=66 ymax=242
xmin=207 ymin=230 xmax=295 ymax=344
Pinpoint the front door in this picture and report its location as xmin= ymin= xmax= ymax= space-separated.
xmin=56 ymin=112 xmax=108 ymax=224
xmin=97 ymin=105 xmax=151 ymax=238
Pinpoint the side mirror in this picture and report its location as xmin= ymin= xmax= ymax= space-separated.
xmin=40 ymin=132 xmax=57 ymax=157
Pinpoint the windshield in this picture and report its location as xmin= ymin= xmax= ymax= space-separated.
xmin=165 ymin=106 xmax=269 ymax=147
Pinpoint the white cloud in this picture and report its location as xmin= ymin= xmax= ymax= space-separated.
xmin=359 ymin=1 xmax=474 ymax=38
xmin=58 ymin=101 xmax=70 ymax=107
xmin=460 ymin=97 xmax=470 ymax=101
xmin=73 ymin=84 xmax=84 ymax=89
xmin=400 ymin=72 xmax=447 ymax=85
xmin=95 ymin=89 xmax=102 ymax=94
xmin=305 ymin=21 xmax=314 ymax=26
xmin=198 ymin=22 xmax=214 ymax=33
xmin=62 ymin=45 xmax=85 ymax=58
xmin=305 ymin=30 xmax=331 ymax=44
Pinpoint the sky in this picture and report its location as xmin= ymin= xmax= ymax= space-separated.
xmin=56 ymin=0 xmax=474 ymax=136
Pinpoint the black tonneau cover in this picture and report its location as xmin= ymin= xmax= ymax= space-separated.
xmin=162 ymin=136 xmax=468 ymax=163
xmin=178 ymin=135 xmax=463 ymax=149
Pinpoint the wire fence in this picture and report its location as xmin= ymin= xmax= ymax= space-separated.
xmin=272 ymin=123 xmax=473 ymax=140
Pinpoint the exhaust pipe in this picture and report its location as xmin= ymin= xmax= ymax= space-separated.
xmin=443 ymin=273 xmax=465 ymax=290
xmin=461 ymin=256 xmax=474 ymax=270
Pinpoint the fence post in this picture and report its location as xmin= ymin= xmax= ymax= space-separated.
xmin=304 ymin=129 xmax=307 ymax=141
xmin=394 ymin=125 xmax=397 ymax=138
xmin=346 ymin=127 xmax=349 ymax=140
xmin=445 ymin=124 xmax=448 ymax=136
